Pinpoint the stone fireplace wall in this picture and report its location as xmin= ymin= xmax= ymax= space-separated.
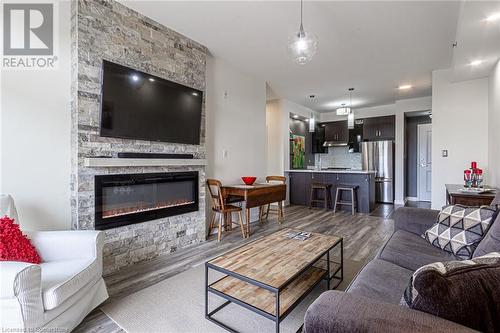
xmin=71 ymin=0 xmax=207 ymax=274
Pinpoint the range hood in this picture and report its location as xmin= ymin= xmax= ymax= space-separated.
xmin=323 ymin=141 xmax=348 ymax=147
xmin=323 ymin=120 xmax=363 ymax=150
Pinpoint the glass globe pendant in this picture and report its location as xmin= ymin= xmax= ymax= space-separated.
xmin=288 ymin=0 xmax=318 ymax=65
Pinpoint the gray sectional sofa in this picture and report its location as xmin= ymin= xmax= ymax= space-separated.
xmin=304 ymin=207 xmax=500 ymax=332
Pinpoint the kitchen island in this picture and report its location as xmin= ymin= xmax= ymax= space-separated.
xmin=285 ymin=169 xmax=376 ymax=213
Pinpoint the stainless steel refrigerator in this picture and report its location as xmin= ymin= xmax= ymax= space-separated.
xmin=361 ymin=141 xmax=394 ymax=203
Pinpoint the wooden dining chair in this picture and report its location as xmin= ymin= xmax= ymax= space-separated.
xmin=206 ymin=179 xmax=246 ymax=241
xmin=259 ymin=176 xmax=286 ymax=223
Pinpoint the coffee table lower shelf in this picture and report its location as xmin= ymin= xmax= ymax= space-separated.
xmin=211 ymin=266 xmax=326 ymax=317
xmin=205 ymin=261 xmax=342 ymax=333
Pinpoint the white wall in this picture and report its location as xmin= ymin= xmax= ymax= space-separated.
xmin=319 ymin=96 xmax=432 ymax=205
xmin=266 ymin=99 xmax=284 ymax=176
xmin=431 ymin=69 xmax=489 ymax=209
xmin=0 ymin=1 xmax=71 ymax=231
xmin=205 ymin=56 xmax=267 ymax=222
xmin=489 ymin=60 xmax=500 ymax=188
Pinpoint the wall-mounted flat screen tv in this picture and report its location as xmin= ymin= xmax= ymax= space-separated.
xmin=100 ymin=60 xmax=203 ymax=145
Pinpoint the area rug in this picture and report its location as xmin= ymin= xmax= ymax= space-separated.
xmin=102 ymin=259 xmax=364 ymax=333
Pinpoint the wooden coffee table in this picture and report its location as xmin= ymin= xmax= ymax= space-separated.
xmin=205 ymin=228 xmax=343 ymax=333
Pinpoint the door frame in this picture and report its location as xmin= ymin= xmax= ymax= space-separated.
xmin=417 ymin=123 xmax=432 ymax=202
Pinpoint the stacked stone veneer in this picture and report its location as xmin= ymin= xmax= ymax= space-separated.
xmin=70 ymin=0 xmax=208 ymax=275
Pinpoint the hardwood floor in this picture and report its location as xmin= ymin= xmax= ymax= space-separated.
xmin=405 ymin=200 xmax=432 ymax=209
xmin=74 ymin=205 xmax=395 ymax=333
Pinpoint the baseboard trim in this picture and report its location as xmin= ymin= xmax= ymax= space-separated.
xmin=406 ymin=197 xmax=419 ymax=202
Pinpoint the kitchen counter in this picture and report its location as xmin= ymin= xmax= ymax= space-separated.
xmin=285 ymin=169 xmax=376 ymax=174
xmin=285 ymin=170 xmax=376 ymax=213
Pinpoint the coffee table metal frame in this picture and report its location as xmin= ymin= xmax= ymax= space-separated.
xmin=205 ymin=237 xmax=343 ymax=333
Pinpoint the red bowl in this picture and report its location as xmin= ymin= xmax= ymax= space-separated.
xmin=241 ymin=176 xmax=257 ymax=185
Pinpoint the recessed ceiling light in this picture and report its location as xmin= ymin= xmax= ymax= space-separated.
xmin=398 ymin=85 xmax=412 ymax=90
xmin=148 ymin=78 xmax=155 ymax=82
xmin=486 ymin=13 xmax=500 ymax=22
xmin=470 ymin=60 xmax=483 ymax=66
xmin=192 ymin=92 xmax=199 ymax=96
xmin=131 ymin=74 xmax=139 ymax=81
xmin=293 ymin=114 xmax=299 ymax=119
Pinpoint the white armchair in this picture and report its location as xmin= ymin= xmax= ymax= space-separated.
xmin=0 ymin=195 xmax=108 ymax=332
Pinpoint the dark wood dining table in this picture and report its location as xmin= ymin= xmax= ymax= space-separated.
xmin=222 ymin=183 xmax=286 ymax=237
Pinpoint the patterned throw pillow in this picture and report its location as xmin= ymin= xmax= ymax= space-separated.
xmin=401 ymin=252 xmax=500 ymax=333
xmin=422 ymin=205 xmax=497 ymax=259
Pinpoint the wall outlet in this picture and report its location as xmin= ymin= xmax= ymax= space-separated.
xmin=442 ymin=150 xmax=448 ymax=157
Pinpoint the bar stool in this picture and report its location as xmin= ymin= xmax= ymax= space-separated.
xmin=333 ymin=185 xmax=359 ymax=215
xmin=309 ymin=182 xmax=332 ymax=209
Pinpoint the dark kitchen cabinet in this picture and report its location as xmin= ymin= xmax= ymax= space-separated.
xmin=288 ymin=171 xmax=375 ymax=213
xmin=324 ymin=121 xmax=349 ymax=143
xmin=363 ymin=116 xmax=395 ymax=141
xmin=289 ymin=172 xmax=326 ymax=206
xmin=335 ymin=173 xmax=375 ymax=212
xmin=312 ymin=124 xmax=327 ymax=153
xmin=289 ymin=172 xmax=308 ymax=205
xmin=310 ymin=172 xmax=325 ymax=183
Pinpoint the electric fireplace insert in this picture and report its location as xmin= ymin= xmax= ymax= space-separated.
xmin=94 ymin=172 xmax=198 ymax=230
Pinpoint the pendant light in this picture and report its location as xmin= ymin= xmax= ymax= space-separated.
xmin=309 ymin=113 xmax=315 ymax=132
xmin=336 ymin=104 xmax=351 ymax=116
xmin=347 ymin=88 xmax=355 ymax=129
xmin=287 ymin=0 xmax=318 ymax=65
xmin=308 ymin=94 xmax=316 ymax=132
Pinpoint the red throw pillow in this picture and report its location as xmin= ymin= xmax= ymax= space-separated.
xmin=0 ymin=216 xmax=41 ymax=264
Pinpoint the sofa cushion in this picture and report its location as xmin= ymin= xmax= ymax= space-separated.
xmin=346 ymin=259 xmax=413 ymax=304
xmin=378 ymin=230 xmax=456 ymax=271
xmin=474 ymin=213 xmax=500 ymax=257
xmin=40 ymin=257 xmax=99 ymax=310
xmin=422 ymin=205 xmax=497 ymax=259
xmin=402 ymin=252 xmax=500 ymax=333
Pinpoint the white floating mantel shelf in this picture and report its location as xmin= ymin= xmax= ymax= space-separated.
xmin=84 ymin=158 xmax=207 ymax=168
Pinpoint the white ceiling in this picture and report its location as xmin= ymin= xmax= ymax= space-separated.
xmin=122 ymin=1 xmax=498 ymax=112
xmin=451 ymin=1 xmax=500 ymax=82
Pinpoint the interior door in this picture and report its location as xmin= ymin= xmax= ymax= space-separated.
xmin=417 ymin=123 xmax=432 ymax=201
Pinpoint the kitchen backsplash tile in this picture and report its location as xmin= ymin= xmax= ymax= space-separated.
xmin=315 ymin=146 xmax=362 ymax=170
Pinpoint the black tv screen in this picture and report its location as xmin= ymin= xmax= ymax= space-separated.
xmin=100 ymin=60 xmax=203 ymax=145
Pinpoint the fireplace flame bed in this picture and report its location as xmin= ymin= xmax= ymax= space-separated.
xmin=95 ymin=172 xmax=199 ymax=230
